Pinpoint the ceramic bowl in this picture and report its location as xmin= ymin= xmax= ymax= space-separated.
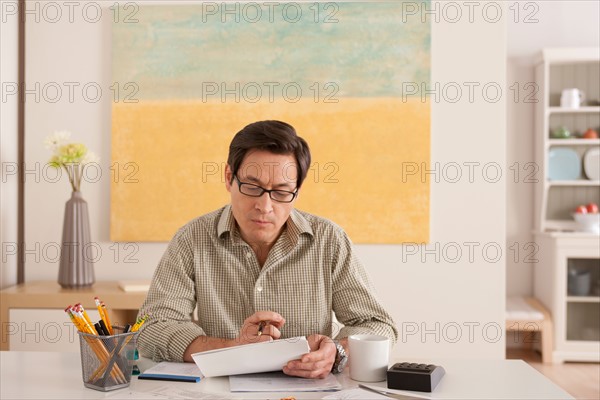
xmin=573 ymin=213 xmax=600 ymax=233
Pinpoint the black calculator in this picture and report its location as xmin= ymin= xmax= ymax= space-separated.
xmin=387 ymin=362 xmax=446 ymax=392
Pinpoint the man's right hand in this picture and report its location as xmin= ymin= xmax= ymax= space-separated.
xmin=237 ymin=310 xmax=285 ymax=344
xmin=183 ymin=310 xmax=286 ymax=361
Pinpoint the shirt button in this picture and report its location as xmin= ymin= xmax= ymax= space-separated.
xmin=256 ymin=286 xmax=263 ymax=292
xmin=246 ymin=252 xmax=252 ymax=258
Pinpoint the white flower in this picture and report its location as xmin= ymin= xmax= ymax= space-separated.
xmin=43 ymin=131 xmax=97 ymax=192
xmin=44 ymin=130 xmax=71 ymax=150
xmin=82 ymin=151 xmax=100 ymax=165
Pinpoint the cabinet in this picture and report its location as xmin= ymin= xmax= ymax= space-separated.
xmin=533 ymin=48 xmax=600 ymax=363
xmin=534 ymin=233 xmax=600 ymax=363
xmin=0 ymin=281 xmax=147 ymax=351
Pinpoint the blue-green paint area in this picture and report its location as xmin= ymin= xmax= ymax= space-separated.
xmin=112 ymin=2 xmax=430 ymax=100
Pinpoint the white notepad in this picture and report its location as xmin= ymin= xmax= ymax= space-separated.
xmin=191 ymin=336 xmax=310 ymax=378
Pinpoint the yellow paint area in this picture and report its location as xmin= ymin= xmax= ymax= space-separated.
xmin=111 ymin=98 xmax=429 ymax=243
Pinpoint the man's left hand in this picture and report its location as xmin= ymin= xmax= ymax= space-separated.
xmin=282 ymin=334 xmax=337 ymax=379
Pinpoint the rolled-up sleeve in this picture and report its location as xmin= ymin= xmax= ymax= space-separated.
xmin=137 ymin=228 xmax=204 ymax=362
xmin=332 ymin=231 xmax=398 ymax=345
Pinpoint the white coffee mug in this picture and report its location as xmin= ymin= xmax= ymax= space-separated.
xmin=348 ymin=334 xmax=390 ymax=382
xmin=560 ymin=88 xmax=585 ymax=108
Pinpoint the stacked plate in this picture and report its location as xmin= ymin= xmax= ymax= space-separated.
xmin=548 ymin=147 xmax=600 ymax=181
xmin=583 ymin=148 xmax=600 ymax=181
xmin=548 ymin=148 xmax=580 ymax=181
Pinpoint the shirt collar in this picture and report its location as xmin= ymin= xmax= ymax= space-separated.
xmin=217 ymin=205 xmax=236 ymax=239
xmin=288 ymin=209 xmax=314 ymax=241
xmin=217 ymin=205 xmax=314 ymax=245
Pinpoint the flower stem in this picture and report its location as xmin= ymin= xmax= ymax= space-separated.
xmin=62 ymin=164 xmax=76 ymax=192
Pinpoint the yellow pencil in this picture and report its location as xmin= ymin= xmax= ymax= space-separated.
xmin=101 ymin=302 xmax=114 ymax=335
xmin=65 ymin=306 xmax=84 ymax=331
xmin=131 ymin=314 xmax=148 ymax=332
xmin=77 ymin=304 xmax=98 ymax=335
xmin=95 ymin=297 xmax=111 ymax=334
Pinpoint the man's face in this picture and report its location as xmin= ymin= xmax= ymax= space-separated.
xmin=225 ymin=150 xmax=298 ymax=247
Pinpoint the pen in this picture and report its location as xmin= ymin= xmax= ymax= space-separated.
xmin=94 ymin=322 xmax=106 ymax=336
xmin=98 ymin=319 xmax=110 ymax=337
xmin=257 ymin=321 xmax=268 ymax=337
xmin=358 ymin=384 xmax=414 ymax=400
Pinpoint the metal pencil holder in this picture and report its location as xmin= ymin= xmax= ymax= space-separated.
xmin=78 ymin=327 xmax=139 ymax=391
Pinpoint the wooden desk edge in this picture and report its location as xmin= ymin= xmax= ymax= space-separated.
xmin=1 ymin=281 xmax=147 ymax=351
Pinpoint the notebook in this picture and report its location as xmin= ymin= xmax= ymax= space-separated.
xmin=191 ymin=336 xmax=310 ymax=378
xmin=138 ymin=361 xmax=202 ymax=382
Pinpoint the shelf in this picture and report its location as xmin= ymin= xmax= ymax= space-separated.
xmin=567 ymin=296 xmax=600 ymax=303
xmin=548 ymin=106 xmax=600 ymax=114
xmin=540 ymin=221 xmax=600 ymax=237
xmin=547 ymin=139 xmax=600 ymax=146
xmin=546 ymin=180 xmax=600 ymax=187
xmin=539 ymin=48 xmax=600 ymax=64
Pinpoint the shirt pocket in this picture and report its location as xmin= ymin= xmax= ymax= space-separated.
xmin=271 ymin=281 xmax=332 ymax=338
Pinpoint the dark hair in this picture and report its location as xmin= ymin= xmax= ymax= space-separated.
xmin=227 ymin=120 xmax=311 ymax=189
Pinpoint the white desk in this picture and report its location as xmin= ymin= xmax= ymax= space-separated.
xmin=0 ymin=351 xmax=573 ymax=399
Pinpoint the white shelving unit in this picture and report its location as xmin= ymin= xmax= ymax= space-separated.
xmin=533 ymin=48 xmax=600 ymax=363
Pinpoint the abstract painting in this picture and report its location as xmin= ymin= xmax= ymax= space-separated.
xmin=111 ymin=2 xmax=430 ymax=243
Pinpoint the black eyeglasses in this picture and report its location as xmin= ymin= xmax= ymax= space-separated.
xmin=234 ymin=175 xmax=298 ymax=203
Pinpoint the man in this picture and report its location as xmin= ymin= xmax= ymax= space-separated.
xmin=138 ymin=120 xmax=397 ymax=378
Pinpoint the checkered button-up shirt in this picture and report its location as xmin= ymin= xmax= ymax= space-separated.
xmin=138 ymin=205 xmax=398 ymax=362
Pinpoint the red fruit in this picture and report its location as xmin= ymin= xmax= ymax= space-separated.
xmin=582 ymin=129 xmax=599 ymax=139
xmin=586 ymin=203 xmax=599 ymax=213
xmin=575 ymin=205 xmax=588 ymax=214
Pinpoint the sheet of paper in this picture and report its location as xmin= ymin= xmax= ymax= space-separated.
xmin=106 ymin=389 xmax=169 ymax=399
xmin=106 ymin=385 xmax=229 ymax=399
xmin=322 ymin=387 xmax=392 ymax=399
xmin=191 ymin=336 xmax=310 ymax=377
xmin=144 ymin=386 xmax=230 ymax=399
xmin=229 ymin=371 xmax=341 ymax=392
xmin=141 ymin=361 xmax=202 ymax=378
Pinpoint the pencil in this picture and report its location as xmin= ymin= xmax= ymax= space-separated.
xmin=77 ymin=304 xmax=98 ymax=335
xmin=101 ymin=302 xmax=114 ymax=335
xmin=94 ymin=297 xmax=108 ymax=331
xmin=131 ymin=314 xmax=148 ymax=332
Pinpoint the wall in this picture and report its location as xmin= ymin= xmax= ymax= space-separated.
xmin=506 ymin=0 xmax=600 ymax=297
xmin=21 ymin=1 xmax=506 ymax=359
xmin=0 ymin=0 xmax=20 ymax=289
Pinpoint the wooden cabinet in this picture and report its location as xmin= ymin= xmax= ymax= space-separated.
xmin=0 ymin=281 xmax=146 ymax=351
